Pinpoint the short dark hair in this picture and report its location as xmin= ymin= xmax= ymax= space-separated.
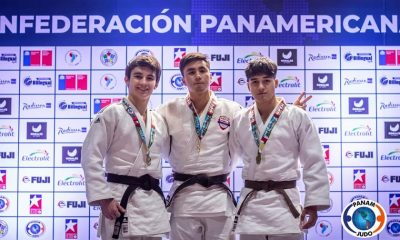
xmin=125 ymin=55 xmax=161 ymax=84
xmin=245 ymin=57 xmax=277 ymax=80
xmin=179 ymin=52 xmax=210 ymax=76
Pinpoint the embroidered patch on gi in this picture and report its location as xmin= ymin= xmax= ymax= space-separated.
xmin=217 ymin=116 xmax=230 ymax=130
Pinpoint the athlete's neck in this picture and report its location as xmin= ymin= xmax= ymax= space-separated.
xmin=128 ymin=95 xmax=148 ymax=116
xmin=256 ymin=97 xmax=278 ymax=123
xmin=189 ymin=91 xmax=211 ymax=114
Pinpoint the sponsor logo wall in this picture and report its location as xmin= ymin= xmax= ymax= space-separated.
xmin=1 ymin=45 xmax=399 ymax=239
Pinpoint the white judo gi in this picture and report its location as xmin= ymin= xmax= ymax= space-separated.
xmin=158 ymin=92 xmax=242 ymax=239
xmin=82 ymin=97 xmax=171 ymax=240
xmin=232 ymin=98 xmax=330 ymax=237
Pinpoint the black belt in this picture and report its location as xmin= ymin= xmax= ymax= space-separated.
xmin=166 ymin=172 xmax=237 ymax=207
xmin=232 ymin=180 xmax=299 ymax=232
xmin=106 ymin=173 xmax=165 ymax=239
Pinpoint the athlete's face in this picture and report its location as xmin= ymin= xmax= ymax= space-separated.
xmin=247 ymin=74 xmax=278 ymax=104
xmin=124 ymin=66 xmax=157 ymax=103
xmin=182 ymin=60 xmax=211 ymax=94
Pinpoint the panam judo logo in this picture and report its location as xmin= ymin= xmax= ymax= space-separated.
xmin=341 ymin=199 xmax=386 ymax=238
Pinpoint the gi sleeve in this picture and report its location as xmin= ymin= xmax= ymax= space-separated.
xmin=229 ymin=111 xmax=244 ymax=172
xmin=295 ymin=109 xmax=330 ymax=211
xmin=81 ymin=110 xmax=115 ymax=205
xmin=159 ymin=116 xmax=171 ymax=161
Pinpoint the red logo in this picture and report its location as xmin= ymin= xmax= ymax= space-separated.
xmin=389 ymin=193 xmax=400 ymax=214
xmin=174 ymin=48 xmax=186 ymax=67
xmin=323 ymin=144 xmax=330 ymax=165
xmin=65 ymin=219 xmax=78 ymax=239
xmin=30 ymin=194 xmax=42 ymax=214
xmin=23 ymin=50 xmax=52 ymax=66
xmin=0 ymin=170 xmax=6 ymax=189
xmin=353 ymin=169 xmax=366 ymax=189
xmin=210 ymin=72 xmax=222 ymax=91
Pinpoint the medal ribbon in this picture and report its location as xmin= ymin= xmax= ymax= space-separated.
xmin=186 ymin=95 xmax=217 ymax=143
xmin=249 ymin=100 xmax=286 ymax=163
xmin=122 ymin=98 xmax=155 ymax=160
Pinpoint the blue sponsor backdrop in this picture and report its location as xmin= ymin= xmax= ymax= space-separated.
xmin=0 ymin=0 xmax=400 ymax=240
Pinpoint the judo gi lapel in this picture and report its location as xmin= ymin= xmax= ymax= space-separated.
xmin=122 ymin=97 xmax=155 ymax=166
xmin=249 ymin=98 xmax=286 ymax=164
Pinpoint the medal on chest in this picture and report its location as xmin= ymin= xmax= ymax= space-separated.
xmin=186 ymin=96 xmax=217 ymax=154
xmin=249 ymin=101 xmax=286 ymax=164
xmin=122 ymin=98 xmax=155 ymax=166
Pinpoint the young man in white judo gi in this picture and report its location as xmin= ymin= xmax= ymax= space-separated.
xmin=232 ymin=57 xmax=330 ymax=240
xmin=158 ymin=52 xmax=241 ymax=240
xmin=81 ymin=55 xmax=170 ymax=240
xmin=158 ymin=53 xmax=311 ymax=240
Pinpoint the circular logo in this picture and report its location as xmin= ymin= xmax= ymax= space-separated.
xmin=166 ymin=174 xmax=174 ymax=183
xmin=26 ymin=220 xmax=45 ymax=238
xmin=217 ymin=116 xmax=230 ymax=130
xmin=58 ymin=201 xmax=66 ymax=208
xmin=135 ymin=49 xmax=153 ymax=56
xmin=22 ymin=176 xmax=30 ymax=183
xmin=24 ymin=77 xmax=33 ymax=86
xmin=344 ymin=53 xmax=353 ymax=61
xmin=380 ymin=77 xmax=389 ymax=85
xmin=93 ymin=221 xmax=99 ymax=230
xmin=0 ymin=220 xmax=8 ymax=238
xmin=170 ymin=74 xmax=186 ymax=90
xmin=345 ymin=151 xmax=353 ymax=158
xmin=65 ymin=50 xmax=81 ymax=66
xmin=0 ymin=196 xmax=10 ymax=212
xmin=237 ymin=78 xmax=246 ymax=85
xmin=58 ymin=101 xmax=68 ymax=110
xmin=341 ymin=199 xmax=387 ymax=238
xmin=100 ymin=49 xmax=118 ymax=66
xmin=387 ymin=219 xmax=400 ymax=237
xmin=100 ymin=74 xmax=117 ymax=90
xmin=315 ymin=220 xmax=332 ymax=237
xmin=381 ymin=175 xmax=390 ymax=183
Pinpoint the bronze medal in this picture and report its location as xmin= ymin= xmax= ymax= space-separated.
xmin=145 ymin=151 xmax=151 ymax=166
xmin=256 ymin=152 xmax=261 ymax=164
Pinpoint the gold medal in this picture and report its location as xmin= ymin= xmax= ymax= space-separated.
xmin=256 ymin=152 xmax=261 ymax=164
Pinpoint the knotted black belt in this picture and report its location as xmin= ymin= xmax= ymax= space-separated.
xmin=166 ymin=172 xmax=237 ymax=207
xmin=232 ymin=180 xmax=299 ymax=232
xmin=106 ymin=173 xmax=165 ymax=239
